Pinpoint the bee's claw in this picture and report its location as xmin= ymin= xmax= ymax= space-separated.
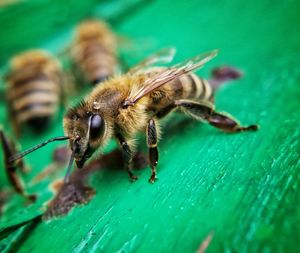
xmin=148 ymin=175 xmax=158 ymax=184
xmin=247 ymin=124 xmax=259 ymax=131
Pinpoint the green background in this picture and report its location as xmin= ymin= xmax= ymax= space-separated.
xmin=0 ymin=0 xmax=299 ymax=252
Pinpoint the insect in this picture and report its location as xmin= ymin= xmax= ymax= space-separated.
xmin=70 ymin=19 xmax=119 ymax=86
xmin=5 ymin=50 xmax=64 ymax=135
xmin=9 ymin=49 xmax=258 ymax=183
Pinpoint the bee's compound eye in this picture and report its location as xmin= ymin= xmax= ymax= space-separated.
xmin=90 ymin=114 xmax=104 ymax=139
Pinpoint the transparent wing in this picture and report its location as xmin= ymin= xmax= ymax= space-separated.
xmin=128 ymin=47 xmax=176 ymax=74
xmin=123 ymin=49 xmax=219 ymax=107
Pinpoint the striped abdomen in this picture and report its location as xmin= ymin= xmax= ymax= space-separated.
xmin=148 ymin=72 xmax=214 ymax=114
xmin=72 ymin=41 xmax=118 ymax=85
xmin=7 ymin=73 xmax=61 ymax=134
xmin=171 ymin=73 xmax=214 ymax=101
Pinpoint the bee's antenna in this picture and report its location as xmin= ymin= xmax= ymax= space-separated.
xmin=64 ymin=149 xmax=75 ymax=184
xmin=9 ymin=136 xmax=69 ymax=163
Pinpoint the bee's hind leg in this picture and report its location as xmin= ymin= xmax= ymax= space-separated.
xmin=116 ymin=133 xmax=138 ymax=181
xmin=174 ymin=99 xmax=258 ymax=132
xmin=207 ymin=111 xmax=258 ymax=132
xmin=147 ymin=119 xmax=159 ymax=183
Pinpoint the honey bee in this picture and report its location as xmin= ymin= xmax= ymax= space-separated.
xmin=5 ymin=50 xmax=64 ymax=135
xmin=70 ymin=20 xmax=119 ymax=86
xmin=9 ymin=49 xmax=258 ymax=183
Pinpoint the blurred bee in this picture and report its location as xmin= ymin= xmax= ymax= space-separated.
xmin=70 ymin=20 xmax=119 ymax=86
xmin=5 ymin=50 xmax=64 ymax=135
xmin=10 ymin=49 xmax=258 ymax=183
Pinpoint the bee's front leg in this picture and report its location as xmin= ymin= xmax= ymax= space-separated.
xmin=116 ymin=133 xmax=138 ymax=181
xmin=147 ymin=119 xmax=159 ymax=183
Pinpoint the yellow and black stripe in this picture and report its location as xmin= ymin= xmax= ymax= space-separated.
xmin=167 ymin=73 xmax=214 ymax=101
xmin=7 ymin=70 xmax=61 ymax=134
xmin=175 ymin=73 xmax=213 ymax=100
xmin=71 ymin=20 xmax=118 ymax=86
xmin=78 ymin=43 xmax=117 ymax=85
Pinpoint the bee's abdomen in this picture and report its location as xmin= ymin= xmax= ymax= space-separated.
xmin=161 ymin=73 xmax=213 ymax=103
xmin=176 ymin=73 xmax=213 ymax=101
xmin=148 ymin=73 xmax=214 ymax=116
xmin=74 ymin=43 xmax=117 ymax=85
xmin=8 ymin=77 xmax=60 ymax=131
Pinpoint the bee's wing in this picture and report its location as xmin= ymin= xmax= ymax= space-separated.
xmin=124 ymin=50 xmax=218 ymax=107
xmin=128 ymin=47 xmax=176 ymax=74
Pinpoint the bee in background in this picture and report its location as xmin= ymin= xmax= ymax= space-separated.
xmin=70 ymin=20 xmax=119 ymax=86
xmin=5 ymin=50 xmax=64 ymax=136
xmin=9 ymin=49 xmax=258 ymax=184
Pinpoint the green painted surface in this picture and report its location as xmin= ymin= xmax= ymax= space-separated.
xmin=0 ymin=0 xmax=299 ymax=252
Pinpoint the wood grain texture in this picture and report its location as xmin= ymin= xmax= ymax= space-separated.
xmin=0 ymin=0 xmax=299 ymax=252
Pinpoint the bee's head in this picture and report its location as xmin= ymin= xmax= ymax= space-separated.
xmin=7 ymin=101 xmax=109 ymax=183
xmin=64 ymin=102 xmax=106 ymax=168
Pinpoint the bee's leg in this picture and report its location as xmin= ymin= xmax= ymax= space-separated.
xmin=116 ymin=133 xmax=138 ymax=181
xmin=11 ymin=141 xmax=27 ymax=173
xmin=0 ymin=130 xmax=23 ymax=192
xmin=0 ymin=130 xmax=36 ymax=201
xmin=147 ymin=119 xmax=159 ymax=183
xmin=207 ymin=111 xmax=258 ymax=132
xmin=175 ymin=99 xmax=258 ymax=132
